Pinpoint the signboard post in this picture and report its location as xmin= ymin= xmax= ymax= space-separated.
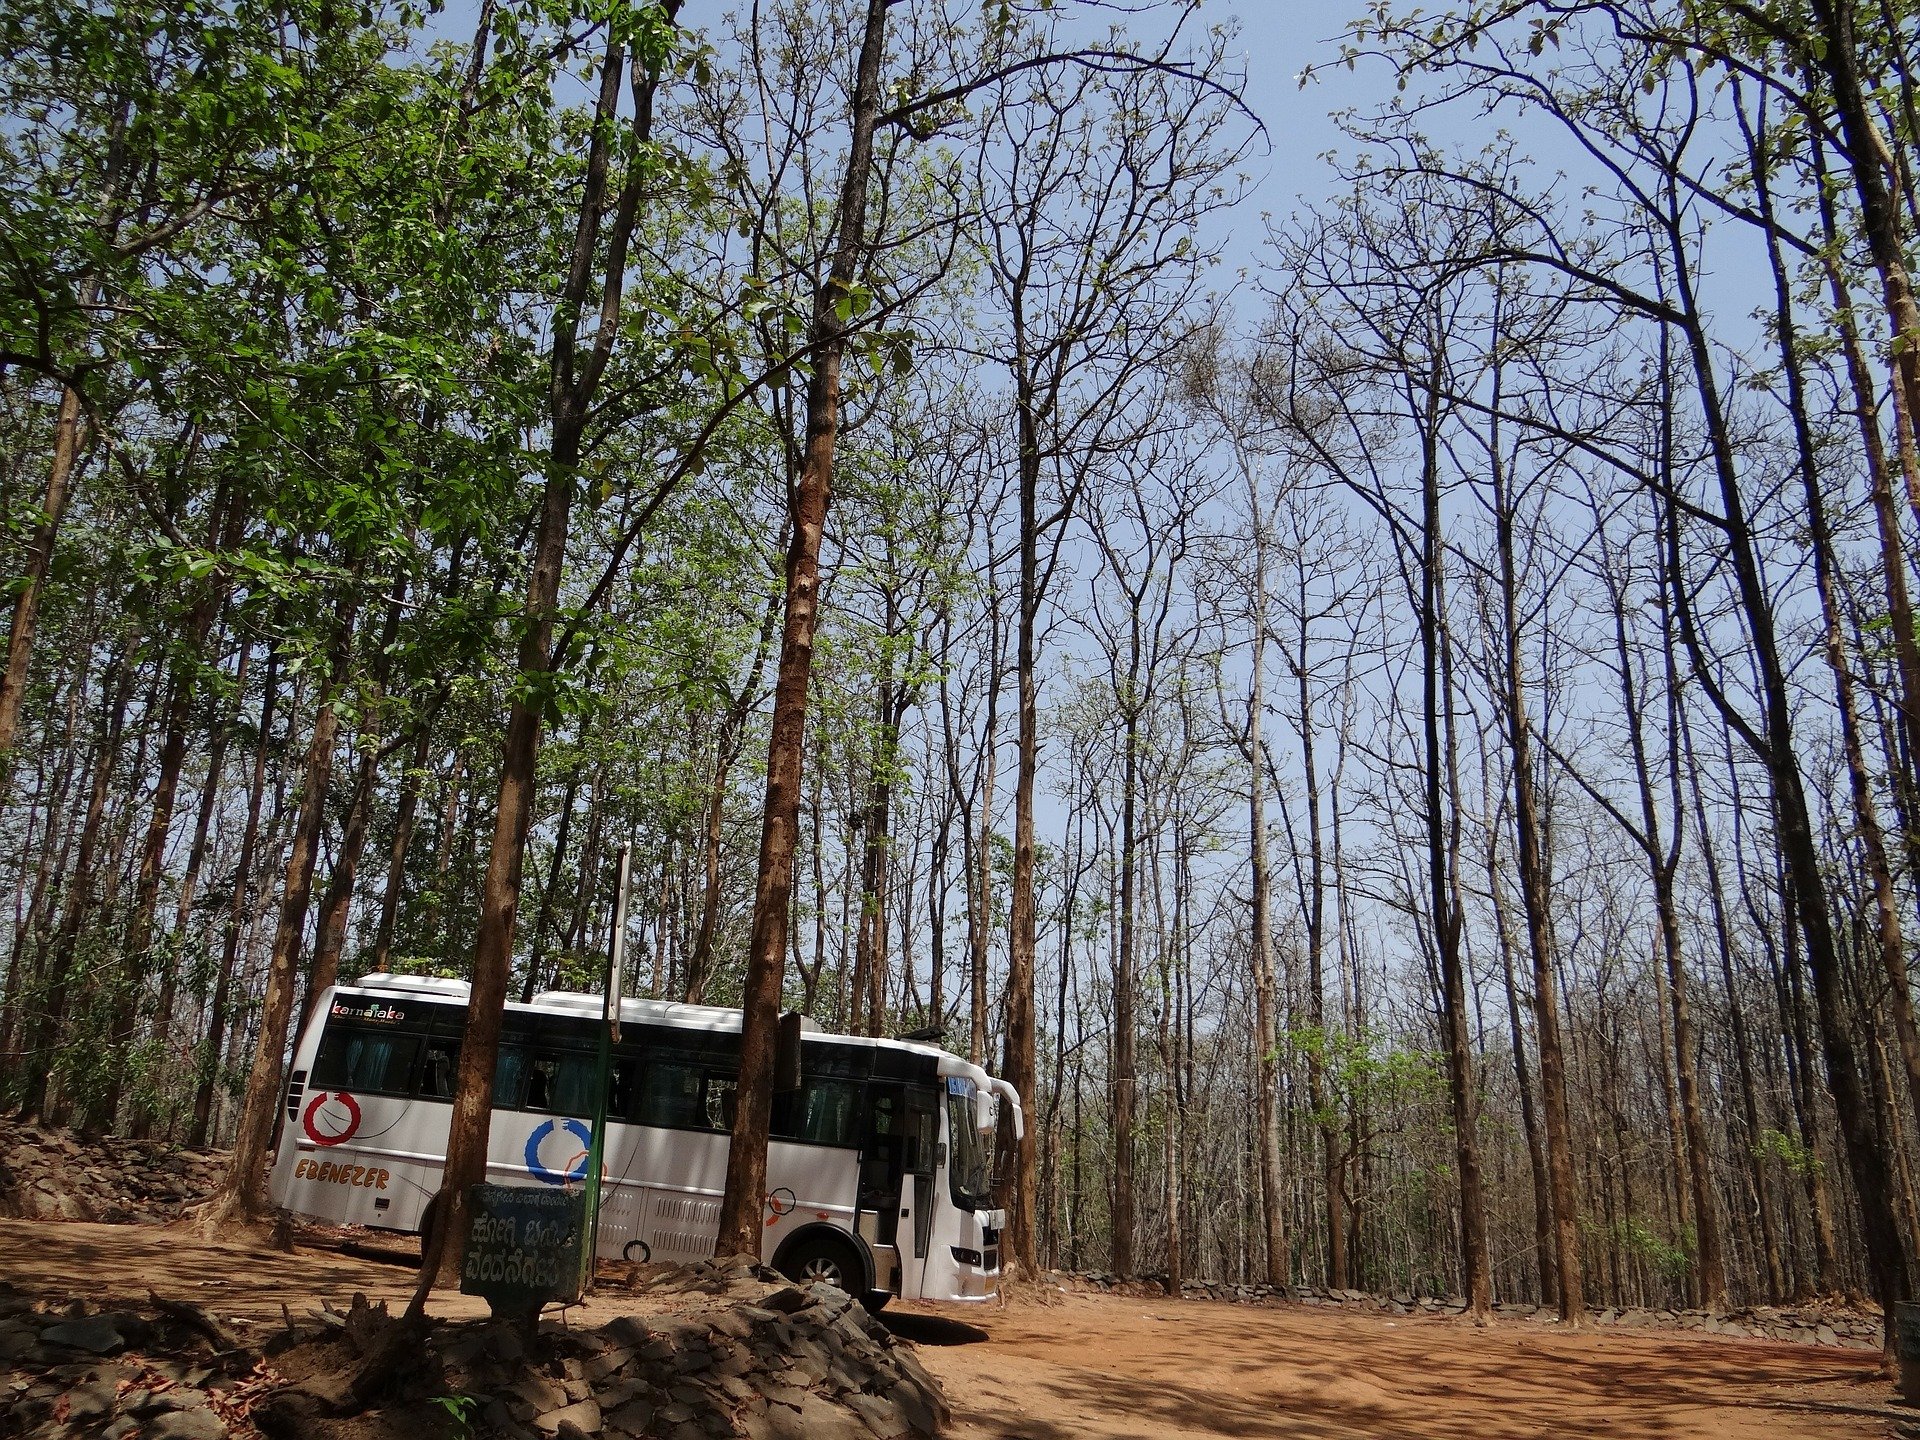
xmin=1896 ymin=1301 xmax=1920 ymax=1402
xmin=580 ymin=841 xmax=632 ymax=1296
xmin=460 ymin=1183 xmax=586 ymax=1327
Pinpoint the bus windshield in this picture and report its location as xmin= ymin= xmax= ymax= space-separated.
xmin=945 ymin=1077 xmax=995 ymax=1210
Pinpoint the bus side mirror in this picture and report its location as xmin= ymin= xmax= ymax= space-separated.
xmin=774 ymin=1011 xmax=803 ymax=1092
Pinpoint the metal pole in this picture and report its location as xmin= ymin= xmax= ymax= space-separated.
xmin=582 ymin=842 xmax=632 ymax=1294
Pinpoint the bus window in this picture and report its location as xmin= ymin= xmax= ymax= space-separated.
xmin=610 ymin=1056 xmax=641 ymax=1119
xmin=418 ymin=1038 xmax=459 ymax=1098
xmin=312 ymin=1026 xmax=420 ymax=1096
xmin=526 ymin=1049 xmax=597 ymax=1116
xmin=638 ymin=1061 xmax=704 ymax=1128
xmin=774 ymin=1079 xmax=862 ymax=1146
xmin=703 ymin=1075 xmax=737 ymax=1130
xmin=493 ymin=1045 xmax=531 ymax=1109
xmin=637 ymin=1059 xmax=737 ymax=1131
xmin=904 ymin=1092 xmax=939 ymax=1174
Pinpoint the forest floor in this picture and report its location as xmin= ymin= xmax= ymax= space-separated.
xmin=0 ymin=1218 xmax=1902 ymax=1440
xmin=889 ymin=1290 xmax=1901 ymax=1440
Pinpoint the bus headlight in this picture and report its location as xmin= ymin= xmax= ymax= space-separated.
xmin=950 ymin=1246 xmax=982 ymax=1266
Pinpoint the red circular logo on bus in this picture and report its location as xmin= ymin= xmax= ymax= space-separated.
xmin=303 ymin=1091 xmax=362 ymax=1146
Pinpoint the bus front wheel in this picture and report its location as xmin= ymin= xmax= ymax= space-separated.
xmin=777 ymin=1233 xmax=863 ymax=1296
xmin=418 ymin=1191 xmax=442 ymax=1259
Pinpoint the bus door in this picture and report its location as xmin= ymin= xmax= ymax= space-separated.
xmin=897 ymin=1086 xmax=941 ymax=1298
xmin=857 ymin=1085 xmax=905 ymax=1293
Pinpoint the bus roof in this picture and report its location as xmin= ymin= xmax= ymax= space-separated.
xmin=343 ymin=973 xmax=995 ymax=1090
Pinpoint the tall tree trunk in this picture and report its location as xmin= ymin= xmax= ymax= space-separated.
xmin=415 ymin=10 xmax=678 ymax=1299
xmin=96 ymin=498 xmax=239 ymax=1131
xmin=20 ymin=644 xmax=138 ymax=1121
xmin=686 ymin=751 xmax=729 ymax=1004
xmin=370 ymin=726 xmax=430 ymax=974
xmin=201 ymin=590 xmax=356 ymax=1224
xmin=523 ymin=759 xmax=584 ymax=1002
xmin=1487 ymin=392 xmax=1584 ymax=1320
xmin=1659 ymin=240 xmax=1912 ymax=1346
xmin=1001 ymin=364 xmax=1048 ymax=1275
xmin=1285 ymin=559 xmax=1340 ymax=1291
xmin=1416 ymin=365 xmax=1491 ymax=1316
xmin=687 ymin=583 xmax=780 ymax=1005
xmin=1683 ymin=717 xmax=1784 ymax=1300
xmin=851 ymin=657 xmax=899 ymax=1038
xmin=713 ymin=0 xmax=886 ymax=1260
xmin=1487 ymin=817 xmax=1556 ymax=1309
xmin=1807 ymin=0 xmax=1920 ymax=537
xmin=1160 ymin=926 xmax=1182 ymax=1298
xmin=561 ymin=772 xmax=606 ymax=964
xmin=1245 ymin=543 xmax=1286 ymax=1290
xmin=1754 ymin=120 xmax=1920 ymax=1152
xmin=306 ymin=738 xmax=378 ymax=1011
xmin=307 ymin=587 xmax=408 ymax=1013
xmin=969 ymin=700 xmax=997 ymax=1067
xmin=0 ymin=384 xmax=88 ymax=800
xmin=191 ymin=646 xmax=279 ymax=1148
xmin=1812 ymin=141 xmax=1920 ymax=908
xmin=1112 ymin=693 xmax=1140 ymax=1278
xmin=134 ymin=632 xmax=248 ymax=1140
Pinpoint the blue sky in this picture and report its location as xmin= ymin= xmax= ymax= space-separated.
xmin=1214 ymin=1 xmax=1384 ymax=270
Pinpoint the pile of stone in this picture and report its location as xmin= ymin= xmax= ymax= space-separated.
xmin=1575 ymin=1300 xmax=1882 ymax=1349
xmin=4 ymin=1266 xmax=951 ymax=1440
xmin=0 ymin=1119 xmax=226 ymax=1224
xmin=429 ymin=1278 xmax=949 ymax=1440
xmin=1064 ymin=1270 xmax=1884 ymax=1350
xmin=0 ymin=1289 xmax=267 ymax=1440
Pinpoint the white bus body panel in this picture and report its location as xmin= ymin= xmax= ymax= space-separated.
xmin=269 ymin=980 xmax=1012 ymax=1301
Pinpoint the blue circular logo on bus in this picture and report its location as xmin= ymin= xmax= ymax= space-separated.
xmin=524 ymin=1118 xmax=593 ymax=1184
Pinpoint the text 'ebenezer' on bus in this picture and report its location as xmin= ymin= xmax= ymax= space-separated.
xmin=269 ymin=973 xmax=1024 ymax=1307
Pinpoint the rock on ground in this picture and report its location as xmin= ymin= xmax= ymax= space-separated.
xmin=421 ymin=1259 xmax=950 ymax=1440
xmin=0 ymin=1286 xmax=266 ymax=1440
xmin=0 ymin=1119 xmax=226 ymax=1226
xmin=1060 ymin=1270 xmax=1886 ymax=1350
xmin=2 ymin=1257 xmax=951 ymax=1440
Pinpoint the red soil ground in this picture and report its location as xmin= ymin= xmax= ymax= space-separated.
xmin=0 ymin=1219 xmax=1898 ymax=1439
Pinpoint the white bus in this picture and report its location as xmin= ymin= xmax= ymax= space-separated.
xmin=269 ymin=974 xmax=1022 ymax=1307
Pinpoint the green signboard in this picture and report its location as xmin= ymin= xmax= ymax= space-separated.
xmin=460 ymin=1183 xmax=586 ymax=1319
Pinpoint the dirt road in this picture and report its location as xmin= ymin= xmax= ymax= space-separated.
xmin=888 ymin=1292 xmax=1893 ymax=1440
xmin=0 ymin=1221 xmax=1895 ymax=1439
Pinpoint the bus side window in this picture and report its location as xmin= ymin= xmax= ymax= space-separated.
xmin=526 ymin=1056 xmax=556 ymax=1111
xmin=523 ymin=1050 xmax=596 ymax=1116
xmin=905 ymin=1098 xmax=938 ymax=1174
xmin=312 ymin=1025 xmax=420 ymax=1095
xmin=638 ymin=1061 xmax=703 ymax=1129
xmin=790 ymin=1079 xmax=861 ymax=1146
xmin=771 ymin=1079 xmax=859 ymax=1146
xmin=609 ymin=1056 xmax=640 ymax=1120
xmin=703 ymin=1075 xmax=738 ymax=1131
xmin=418 ymin=1038 xmax=459 ymax=1098
xmin=493 ymin=1046 xmax=531 ymax=1109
